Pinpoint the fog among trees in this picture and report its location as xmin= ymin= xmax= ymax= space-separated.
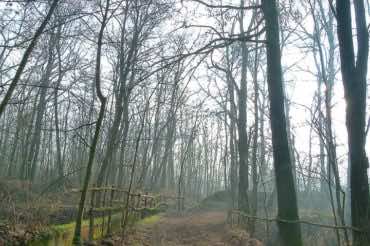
xmin=0 ymin=0 xmax=369 ymax=245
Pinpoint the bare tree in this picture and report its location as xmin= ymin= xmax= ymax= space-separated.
xmin=261 ymin=0 xmax=302 ymax=244
xmin=336 ymin=0 xmax=370 ymax=245
xmin=0 ymin=0 xmax=59 ymax=119
xmin=73 ymin=0 xmax=111 ymax=243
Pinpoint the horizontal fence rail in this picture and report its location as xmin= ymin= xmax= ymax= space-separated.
xmin=70 ymin=186 xmax=185 ymax=241
xmin=227 ymin=209 xmax=364 ymax=232
xmin=227 ymin=209 xmax=368 ymax=246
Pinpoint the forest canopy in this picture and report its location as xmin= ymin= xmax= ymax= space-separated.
xmin=0 ymin=0 xmax=369 ymax=245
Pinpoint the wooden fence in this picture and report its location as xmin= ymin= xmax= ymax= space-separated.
xmin=74 ymin=186 xmax=185 ymax=241
xmin=226 ymin=209 xmax=368 ymax=246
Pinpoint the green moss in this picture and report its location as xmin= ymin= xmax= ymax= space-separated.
xmin=137 ymin=215 xmax=161 ymax=226
xmin=29 ymin=203 xmax=164 ymax=245
xmin=52 ymin=221 xmax=76 ymax=234
xmin=28 ymin=213 xmax=123 ymax=245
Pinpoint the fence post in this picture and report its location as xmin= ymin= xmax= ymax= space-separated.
xmin=101 ymin=187 xmax=108 ymax=237
xmin=129 ymin=193 xmax=134 ymax=212
xmin=137 ymin=193 xmax=141 ymax=208
xmin=120 ymin=191 xmax=127 ymax=228
xmin=107 ymin=185 xmax=115 ymax=236
xmin=88 ymin=186 xmax=96 ymax=242
xmin=144 ymin=192 xmax=148 ymax=208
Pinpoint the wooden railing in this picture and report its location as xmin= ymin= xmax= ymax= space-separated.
xmin=227 ymin=209 xmax=365 ymax=233
xmin=72 ymin=186 xmax=185 ymax=241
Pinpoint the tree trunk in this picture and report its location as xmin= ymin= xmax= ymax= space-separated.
xmin=0 ymin=0 xmax=59 ymax=119
xmin=72 ymin=0 xmax=110 ymax=243
xmin=237 ymin=0 xmax=250 ymax=215
xmin=27 ymin=32 xmax=57 ymax=181
xmin=261 ymin=0 xmax=302 ymax=245
xmin=250 ymin=40 xmax=259 ymax=235
xmin=336 ymin=0 xmax=370 ymax=244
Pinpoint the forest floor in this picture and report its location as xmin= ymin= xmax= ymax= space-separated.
xmin=108 ymin=210 xmax=263 ymax=246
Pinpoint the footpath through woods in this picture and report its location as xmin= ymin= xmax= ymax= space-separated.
xmin=110 ymin=210 xmax=263 ymax=246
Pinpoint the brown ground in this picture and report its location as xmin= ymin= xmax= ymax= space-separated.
xmin=112 ymin=210 xmax=263 ymax=246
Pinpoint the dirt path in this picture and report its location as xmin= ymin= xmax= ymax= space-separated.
xmin=118 ymin=210 xmax=262 ymax=246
